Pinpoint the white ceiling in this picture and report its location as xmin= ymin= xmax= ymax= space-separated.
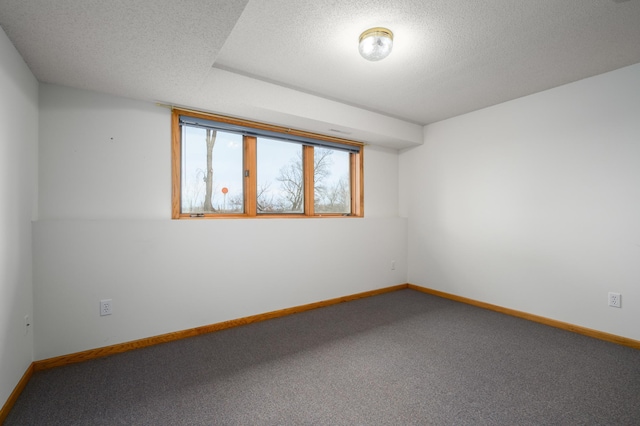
xmin=1 ymin=0 xmax=640 ymax=147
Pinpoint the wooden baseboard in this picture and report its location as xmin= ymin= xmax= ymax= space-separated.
xmin=6 ymin=282 xmax=638 ymax=421
xmin=34 ymin=284 xmax=408 ymax=372
xmin=408 ymin=284 xmax=640 ymax=350
xmin=31 ymin=282 xmax=640 ymax=372
xmin=0 ymin=362 xmax=34 ymax=424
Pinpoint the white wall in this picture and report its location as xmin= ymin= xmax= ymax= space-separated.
xmin=181 ymin=68 xmax=424 ymax=150
xmin=364 ymin=144 xmax=400 ymax=218
xmin=0 ymin=27 xmax=38 ymax=408
xmin=400 ymin=64 xmax=640 ymax=340
xmin=39 ymin=84 xmax=169 ymax=220
xmin=34 ymin=85 xmax=407 ymax=360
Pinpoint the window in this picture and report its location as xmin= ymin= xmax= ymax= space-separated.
xmin=172 ymin=109 xmax=364 ymax=218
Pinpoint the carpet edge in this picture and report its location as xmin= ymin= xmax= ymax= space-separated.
xmin=408 ymin=284 xmax=640 ymax=350
xmin=33 ymin=284 xmax=409 ymax=372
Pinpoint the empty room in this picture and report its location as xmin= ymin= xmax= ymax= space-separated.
xmin=1 ymin=1 xmax=639 ymax=424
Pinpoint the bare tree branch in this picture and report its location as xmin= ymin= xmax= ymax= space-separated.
xmin=203 ymin=129 xmax=217 ymax=212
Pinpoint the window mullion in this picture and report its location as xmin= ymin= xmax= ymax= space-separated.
xmin=303 ymin=145 xmax=314 ymax=216
xmin=244 ymin=136 xmax=257 ymax=216
xmin=171 ymin=113 xmax=181 ymax=219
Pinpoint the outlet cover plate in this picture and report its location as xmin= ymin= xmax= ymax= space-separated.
xmin=608 ymin=292 xmax=621 ymax=308
xmin=100 ymin=299 xmax=113 ymax=316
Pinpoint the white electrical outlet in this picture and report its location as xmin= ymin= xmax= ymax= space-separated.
xmin=391 ymin=260 xmax=396 ymax=270
xmin=608 ymin=292 xmax=621 ymax=308
xmin=100 ymin=299 xmax=113 ymax=316
xmin=24 ymin=315 xmax=30 ymax=335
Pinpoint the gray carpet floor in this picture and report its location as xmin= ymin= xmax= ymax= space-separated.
xmin=5 ymin=289 xmax=640 ymax=425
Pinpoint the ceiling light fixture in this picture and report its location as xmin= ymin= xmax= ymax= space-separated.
xmin=358 ymin=27 xmax=393 ymax=61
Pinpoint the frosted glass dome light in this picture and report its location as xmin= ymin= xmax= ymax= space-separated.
xmin=358 ymin=27 xmax=393 ymax=61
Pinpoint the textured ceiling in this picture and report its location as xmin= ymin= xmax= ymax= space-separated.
xmin=215 ymin=0 xmax=640 ymax=124
xmin=1 ymin=0 xmax=640 ymax=145
xmin=0 ymin=0 xmax=250 ymax=101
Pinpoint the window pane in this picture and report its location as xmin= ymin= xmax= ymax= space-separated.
xmin=181 ymin=126 xmax=243 ymax=214
xmin=314 ymin=148 xmax=351 ymax=214
xmin=257 ymin=138 xmax=304 ymax=214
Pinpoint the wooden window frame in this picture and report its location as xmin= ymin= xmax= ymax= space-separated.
xmin=171 ymin=108 xmax=364 ymax=219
